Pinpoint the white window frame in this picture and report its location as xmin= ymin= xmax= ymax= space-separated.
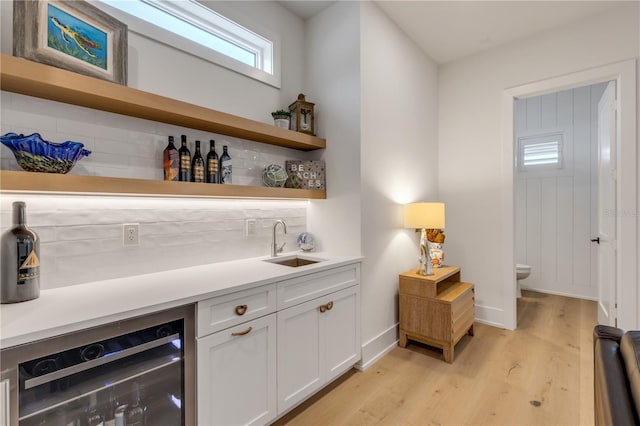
xmin=517 ymin=131 xmax=564 ymax=171
xmin=96 ymin=0 xmax=281 ymax=88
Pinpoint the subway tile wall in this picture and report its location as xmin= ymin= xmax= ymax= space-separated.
xmin=0 ymin=92 xmax=311 ymax=289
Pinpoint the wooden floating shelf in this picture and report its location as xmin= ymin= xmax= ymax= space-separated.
xmin=0 ymin=54 xmax=326 ymax=151
xmin=0 ymin=171 xmax=326 ymax=200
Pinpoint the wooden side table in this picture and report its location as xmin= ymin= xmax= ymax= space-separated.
xmin=398 ymin=265 xmax=474 ymax=363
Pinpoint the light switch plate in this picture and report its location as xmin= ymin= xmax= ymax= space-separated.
xmin=245 ymin=219 xmax=256 ymax=237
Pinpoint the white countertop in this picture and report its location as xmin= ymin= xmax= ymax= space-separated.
xmin=0 ymin=252 xmax=362 ymax=349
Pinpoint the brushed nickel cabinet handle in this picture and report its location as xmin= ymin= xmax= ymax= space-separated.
xmin=231 ymin=326 xmax=253 ymax=336
xmin=235 ymin=304 xmax=248 ymax=316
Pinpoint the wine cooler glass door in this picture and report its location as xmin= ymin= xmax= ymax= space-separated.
xmin=1 ymin=305 xmax=195 ymax=426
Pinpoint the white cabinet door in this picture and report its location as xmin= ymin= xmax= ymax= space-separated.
xmin=322 ymin=286 xmax=360 ymax=383
xmin=197 ymin=314 xmax=276 ymax=426
xmin=277 ymin=285 xmax=360 ymax=414
xmin=276 ymin=296 xmax=323 ymax=414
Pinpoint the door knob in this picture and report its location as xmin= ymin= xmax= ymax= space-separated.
xmin=591 ymin=237 xmax=600 ymax=244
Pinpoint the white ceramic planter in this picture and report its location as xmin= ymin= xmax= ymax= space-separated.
xmin=273 ymin=118 xmax=290 ymax=129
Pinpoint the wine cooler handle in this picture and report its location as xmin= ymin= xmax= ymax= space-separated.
xmin=231 ymin=326 xmax=253 ymax=336
xmin=0 ymin=379 xmax=9 ymax=426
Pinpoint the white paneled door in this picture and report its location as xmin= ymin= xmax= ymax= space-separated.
xmin=596 ymin=81 xmax=617 ymax=326
xmin=515 ymin=83 xmax=605 ymax=300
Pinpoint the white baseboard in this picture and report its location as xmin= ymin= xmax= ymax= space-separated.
xmin=520 ymin=285 xmax=597 ymax=301
xmin=474 ymin=304 xmax=505 ymax=328
xmin=356 ymin=323 xmax=399 ymax=371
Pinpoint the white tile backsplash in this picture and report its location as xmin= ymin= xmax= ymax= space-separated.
xmin=1 ymin=194 xmax=308 ymax=289
xmin=1 ymin=92 xmax=313 ymax=289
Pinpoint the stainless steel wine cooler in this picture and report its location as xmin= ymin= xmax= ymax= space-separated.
xmin=0 ymin=305 xmax=195 ymax=425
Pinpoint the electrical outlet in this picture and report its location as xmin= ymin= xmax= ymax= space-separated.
xmin=123 ymin=223 xmax=140 ymax=246
xmin=245 ymin=219 xmax=256 ymax=237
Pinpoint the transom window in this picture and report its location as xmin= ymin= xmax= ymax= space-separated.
xmin=518 ymin=132 xmax=564 ymax=171
xmin=98 ymin=0 xmax=279 ymax=87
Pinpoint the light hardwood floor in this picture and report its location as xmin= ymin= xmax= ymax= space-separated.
xmin=275 ymin=290 xmax=597 ymax=426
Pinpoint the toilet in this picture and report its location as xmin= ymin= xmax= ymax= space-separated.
xmin=516 ymin=264 xmax=532 ymax=297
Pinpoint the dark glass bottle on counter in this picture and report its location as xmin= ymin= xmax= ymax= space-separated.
xmin=1 ymin=201 xmax=40 ymax=303
xmin=191 ymin=140 xmax=205 ymax=183
xmin=220 ymin=145 xmax=232 ymax=184
xmin=162 ymin=136 xmax=179 ymax=181
xmin=125 ymin=383 xmax=147 ymax=426
xmin=178 ymin=135 xmax=191 ymax=182
xmin=206 ymin=140 xmax=220 ymax=183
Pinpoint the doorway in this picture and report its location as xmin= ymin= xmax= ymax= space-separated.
xmin=501 ymin=60 xmax=637 ymax=330
xmin=513 ymin=82 xmax=606 ymax=302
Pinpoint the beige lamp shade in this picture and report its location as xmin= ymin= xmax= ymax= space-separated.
xmin=404 ymin=202 xmax=445 ymax=229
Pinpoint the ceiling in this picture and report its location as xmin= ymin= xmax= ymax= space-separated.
xmin=278 ymin=1 xmax=622 ymax=64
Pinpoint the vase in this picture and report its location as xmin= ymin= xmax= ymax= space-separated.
xmin=273 ymin=117 xmax=290 ymax=129
xmin=430 ymin=242 xmax=445 ymax=268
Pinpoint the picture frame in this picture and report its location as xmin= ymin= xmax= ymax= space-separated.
xmin=13 ymin=0 xmax=128 ymax=85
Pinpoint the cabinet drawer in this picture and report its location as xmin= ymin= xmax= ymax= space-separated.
xmin=451 ymin=285 xmax=474 ymax=319
xmin=277 ymin=264 xmax=360 ymax=309
xmin=197 ymin=284 xmax=276 ymax=337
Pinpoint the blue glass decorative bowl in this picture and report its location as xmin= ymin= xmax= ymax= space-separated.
xmin=1 ymin=132 xmax=91 ymax=174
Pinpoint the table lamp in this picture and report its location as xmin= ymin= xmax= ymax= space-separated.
xmin=404 ymin=202 xmax=446 ymax=276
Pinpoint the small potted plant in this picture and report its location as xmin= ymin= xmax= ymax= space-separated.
xmin=271 ymin=109 xmax=291 ymax=129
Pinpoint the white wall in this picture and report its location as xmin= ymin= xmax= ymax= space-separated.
xmin=358 ymin=2 xmax=439 ymax=367
xmin=304 ymin=2 xmax=439 ymax=367
xmin=0 ymin=1 xmax=306 ymax=124
xmin=515 ymin=83 xmax=605 ymax=300
xmin=438 ymin=3 xmax=639 ymax=327
xmin=305 ymin=1 xmax=361 ymax=256
xmin=0 ymin=1 xmax=312 ymax=288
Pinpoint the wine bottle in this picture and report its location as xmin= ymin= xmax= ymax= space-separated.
xmin=1 ymin=201 xmax=40 ymax=303
xmin=125 ymin=383 xmax=147 ymax=426
xmin=162 ymin=136 xmax=179 ymax=181
xmin=220 ymin=145 xmax=232 ymax=184
xmin=191 ymin=140 xmax=205 ymax=183
xmin=86 ymin=393 xmax=105 ymax=426
xmin=206 ymin=140 xmax=220 ymax=184
xmin=104 ymin=386 xmax=118 ymax=426
xmin=178 ymin=135 xmax=191 ymax=182
xmin=114 ymin=405 xmax=126 ymax=426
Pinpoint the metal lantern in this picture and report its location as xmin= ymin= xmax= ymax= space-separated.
xmin=288 ymin=93 xmax=315 ymax=136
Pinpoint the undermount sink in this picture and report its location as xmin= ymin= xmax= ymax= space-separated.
xmin=263 ymin=256 xmax=324 ymax=267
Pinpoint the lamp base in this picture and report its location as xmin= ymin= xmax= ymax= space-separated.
xmin=418 ymin=262 xmax=434 ymax=276
xmin=418 ymin=228 xmax=435 ymax=276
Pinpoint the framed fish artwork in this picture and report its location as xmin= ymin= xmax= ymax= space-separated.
xmin=13 ymin=0 xmax=127 ymax=85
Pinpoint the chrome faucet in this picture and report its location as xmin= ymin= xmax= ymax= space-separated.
xmin=272 ymin=220 xmax=287 ymax=257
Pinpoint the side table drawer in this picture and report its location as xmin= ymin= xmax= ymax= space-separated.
xmin=451 ymin=284 xmax=474 ymax=319
xmin=452 ymin=286 xmax=474 ymax=341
